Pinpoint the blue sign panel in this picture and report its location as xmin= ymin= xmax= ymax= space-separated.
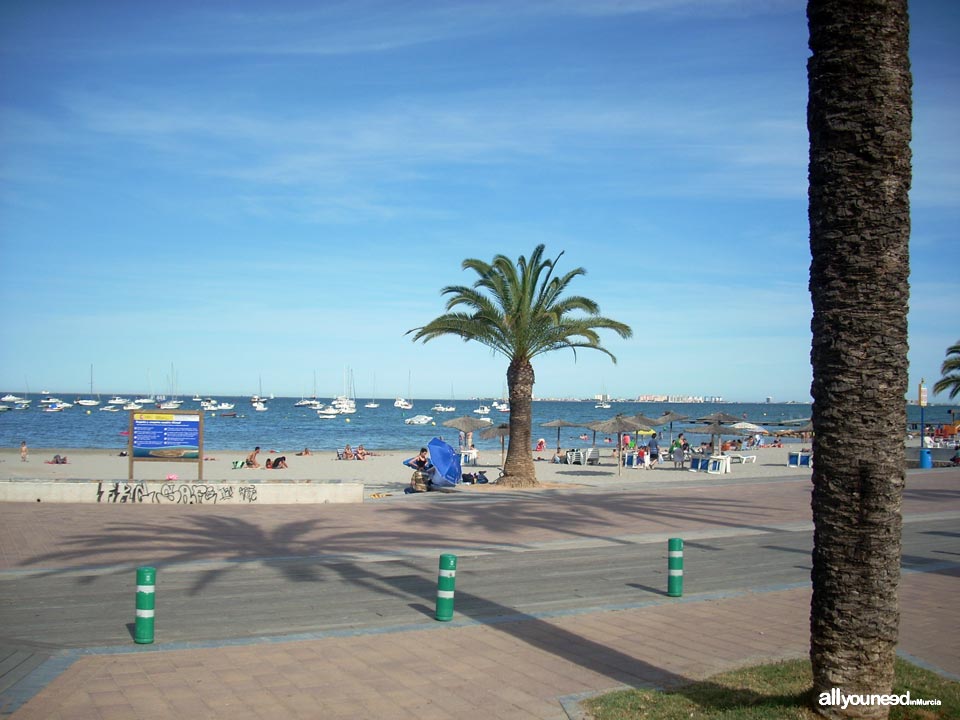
xmin=132 ymin=412 xmax=201 ymax=459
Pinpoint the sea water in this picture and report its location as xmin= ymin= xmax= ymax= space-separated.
xmin=0 ymin=397 xmax=950 ymax=453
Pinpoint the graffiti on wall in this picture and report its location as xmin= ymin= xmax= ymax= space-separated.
xmin=96 ymin=481 xmax=259 ymax=504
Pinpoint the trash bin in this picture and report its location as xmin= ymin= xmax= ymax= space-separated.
xmin=919 ymin=449 xmax=933 ymax=469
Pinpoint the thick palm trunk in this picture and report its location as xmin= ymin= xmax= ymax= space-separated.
xmin=807 ymin=1 xmax=911 ymax=717
xmin=501 ymin=358 xmax=539 ymax=487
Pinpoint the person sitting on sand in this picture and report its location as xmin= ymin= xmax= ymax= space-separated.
xmin=343 ymin=444 xmax=357 ymax=460
xmin=296 ymin=447 xmax=311 ymax=456
xmin=356 ymin=445 xmax=368 ymax=460
xmin=265 ymin=458 xmax=273 ymax=469
xmin=405 ymin=447 xmax=431 ymax=471
xmin=273 ymin=456 xmax=288 ymax=469
xmin=246 ymin=447 xmax=261 ymax=468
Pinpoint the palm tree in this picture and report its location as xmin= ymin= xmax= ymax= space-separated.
xmin=933 ymin=341 xmax=960 ymax=399
xmin=408 ymin=245 xmax=632 ymax=487
xmin=807 ymin=0 xmax=911 ymax=716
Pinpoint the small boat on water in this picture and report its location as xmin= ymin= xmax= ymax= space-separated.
xmin=404 ymin=414 xmax=433 ymax=425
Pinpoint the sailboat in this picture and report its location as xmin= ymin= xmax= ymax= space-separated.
xmin=432 ymin=384 xmax=456 ymax=412
xmin=365 ymin=373 xmax=379 ymax=408
xmin=76 ymin=365 xmax=101 ymax=406
xmin=394 ymin=371 xmax=414 ymax=410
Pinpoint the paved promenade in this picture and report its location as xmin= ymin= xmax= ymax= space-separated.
xmin=1 ymin=468 xmax=958 ymax=719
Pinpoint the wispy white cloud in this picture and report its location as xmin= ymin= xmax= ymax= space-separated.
xmin=48 ymin=85 xmax=806 ymax=211
xmin=27 ymin=0 xmax=801 ymax=60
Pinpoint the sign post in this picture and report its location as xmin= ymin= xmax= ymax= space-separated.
xmin=918 ymin=379 xmax=931 ymax=469
xmin=919 ymin=379 xmax=927 ymax=444
xmin=128 ymin=410 xmax=204 ymax=481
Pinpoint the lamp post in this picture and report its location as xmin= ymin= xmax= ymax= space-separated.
xmin=919 ymin=379 xmax=927 ymax=447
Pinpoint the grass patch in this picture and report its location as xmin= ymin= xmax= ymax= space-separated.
xmin=582 ymin=658 xmax=958 ymax=719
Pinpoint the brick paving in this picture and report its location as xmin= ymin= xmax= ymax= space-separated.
xmin=2 ymin=471 xmax=958 ymax=719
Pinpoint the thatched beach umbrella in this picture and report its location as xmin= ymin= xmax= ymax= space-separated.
xmin=775 ymin=421 xmax=814 ymax=437
xmin=689 ymin=420 xmax=745 ymax=455
xmin=585 ymin=414 xmax=654 ymax=476
xmin=629 ymin=413 xmax=664 ymax=428
xmin=696 ymin=411 xmax=743 ymax=424
xmin=620 ymin=413 xmax=660 ymax=449
xmin=480 ymin=422 xmax=510 ymax=465
xmin=442 ymin=415 xmax=494 ymax=437
xmin=540 ymin=419 xmax=584 ymax=452
xmin=654 ymin=410 xmax=690 ymax=443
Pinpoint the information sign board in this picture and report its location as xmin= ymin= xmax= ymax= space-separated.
xmin=128 ymin=410 xmax=204 ymax=480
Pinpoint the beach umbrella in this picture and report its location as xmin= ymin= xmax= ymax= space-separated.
xmin=480 ymin=423 xmax=511 ymax=465
xmin=656 ymin=410 xmax=690 ymax=424
xmin=653 ymin=410 xmax=690 ymax=443
xmin=540 ymin=419 xmax=584 ymax=452
xmin=585 ymin=415 xmax=654 ymax=476
xmin=619 ymin=413 xmax=659 ymax=448
xmin=775 ymin=421 xmax=814 ymax=437
xmin=696 ymin=411 xmax=743 ymax=424
xmin=731 ymin=421 xmax=770 ymax=434
xmin=688 ymin=421 xmax=745 ymax=455
xmin=442 ymin=415 xmax=494 ymax=438
xmin=628 ymin=413 xmax=664 ymax=428
xmin=427 ymin=437 xmax=462 ymax=486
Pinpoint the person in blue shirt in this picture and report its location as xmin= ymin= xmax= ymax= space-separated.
xmin=647 ymin=435 xmax=660 ymax=468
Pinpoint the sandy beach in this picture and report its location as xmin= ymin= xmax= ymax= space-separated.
xmin=1 ymin=443 xmax=824 ymax=498
xmin=3 ymin=437 xmax=953 ymax=502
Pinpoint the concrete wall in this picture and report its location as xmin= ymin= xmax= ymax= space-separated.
xmin=0 ymin=480 xmax=364 ymax=505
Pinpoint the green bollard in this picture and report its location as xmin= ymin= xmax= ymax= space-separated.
xmin=667 ymin=538 xmax=683 ymax=597
xmin=135 ymin=566 xmax=156 ymax=644
xmin=435 ymin=554 xmax=457 ymax=621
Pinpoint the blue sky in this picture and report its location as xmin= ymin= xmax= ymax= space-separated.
xmin=1 ymin=0 xmax=957 ymax=403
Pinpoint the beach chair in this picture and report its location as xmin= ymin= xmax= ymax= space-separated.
xmin=583 ymin=448 xmax=600 ymax=465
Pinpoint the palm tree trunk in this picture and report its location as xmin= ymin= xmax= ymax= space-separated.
xmin=501 ymin=358 xmax=539 ymax=487
xmin=807 ymin=0 xmax=911 ymax=717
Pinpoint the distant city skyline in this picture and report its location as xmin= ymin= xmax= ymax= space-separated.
xmin=1 ymin=1 xmax=956 ymax=403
